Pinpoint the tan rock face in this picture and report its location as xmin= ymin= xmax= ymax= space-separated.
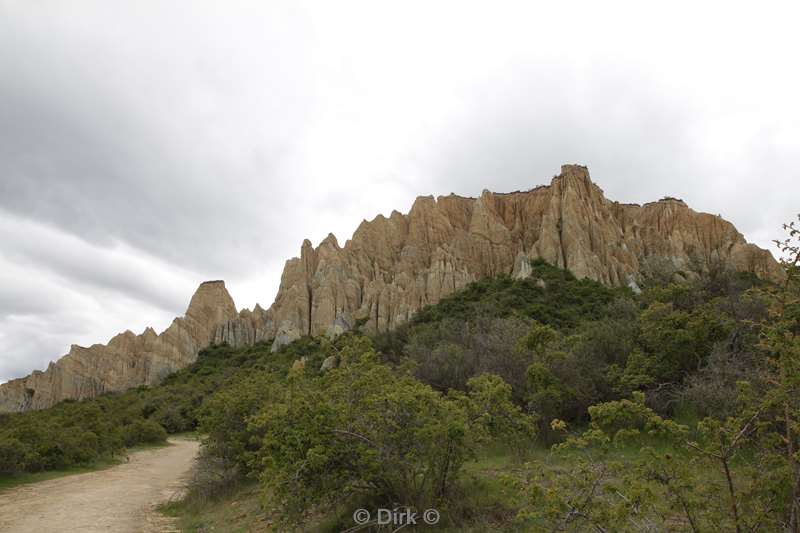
xmin=0 ymin=164 xmax=783 ymax=413
xmin=0 ymin=281 xmax=238 ymax=412
xmin=261 ymin=164 xmax=782 ymax=338
xmin=270 ymin=320 xmax=302 ymax=353
xmin=213 ymin=304 xmax=273 ymax=348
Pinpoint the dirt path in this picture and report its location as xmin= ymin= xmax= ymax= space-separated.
xmin=0 ymin=437 xmax=200 ymax=533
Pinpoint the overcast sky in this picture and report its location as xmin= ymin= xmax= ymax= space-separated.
xmin=1 ymin=1 xmax=799 ymax=383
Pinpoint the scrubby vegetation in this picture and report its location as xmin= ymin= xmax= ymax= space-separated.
xmin=3 ymin=218 xmax=800 ymax=532
xmin=0 ymin=340 xmax=290 ymax=476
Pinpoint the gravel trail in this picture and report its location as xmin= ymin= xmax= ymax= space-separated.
xmin=0 ymin=437 xmax=199 ymax=533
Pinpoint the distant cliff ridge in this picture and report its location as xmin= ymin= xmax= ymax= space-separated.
xmin=0 ymin=281 xmax=238 ymax=412
xmin=0 ymin=164 xmax=783 ymax=412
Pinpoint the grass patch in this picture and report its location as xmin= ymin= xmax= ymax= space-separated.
xmin=0 ymin=457 xmax=121 ymax=493
xmin=159 ymin=481 xmax=270 ymax=532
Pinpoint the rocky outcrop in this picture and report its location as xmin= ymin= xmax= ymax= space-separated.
xmin=213 ymin=304 xmax=273 ymax=348
xmin=320 ymin=355 xmax=338 ymax=373
xmin=0 ymin=281 xmax=238 ymax=412
xmin=261 ymin=164 xmax=782 ymax=337
xmin=270 ymin=321 xmax=303 ymax=353
xmin=0 ymin=164 xmax=783 ymax=413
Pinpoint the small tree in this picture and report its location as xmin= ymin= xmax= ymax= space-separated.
xmin=762 ymin=215 xmax=800 ymax=531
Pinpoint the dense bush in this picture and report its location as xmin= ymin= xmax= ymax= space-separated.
xmin=182 ymin=446 xmax=242 ymax=505
xmin=409 ymin=259 xmax=627 ymax=329
xmin=121 ymin=419 xmax=168 ymax=446
xmin=0 ymin=437 xmax=26 ymax=475
xmin=404 ymin=316 xmax=533 ymax=397
xmin=244 ymin=336 xmax=535 ymax=526
xmin=199 ymin=371 xmax=283 ymax=471
xmin=379 ymin=258 xmax=781 ymax=436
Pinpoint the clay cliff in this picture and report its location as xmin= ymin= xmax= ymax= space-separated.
xmin=0 ymin=281 xmax=238 ymax=412
xmin=252 ymin=164 xmax=782 ymax=341
xmin=0 ymin=164 xmax=783 ymax=412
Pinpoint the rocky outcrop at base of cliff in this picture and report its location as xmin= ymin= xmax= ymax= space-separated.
xmin=0 ymin=281 xmax=238 ymax=412
xmin=212 ymin=303 xmax=273 ymax=348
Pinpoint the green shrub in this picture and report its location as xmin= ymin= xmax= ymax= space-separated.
xmin=409 ymin=259 xmax=626 ymax=330
xmin=122 ymin=419 xmax=167 ymax=446
xmin=0 ymin=437 xmax=26 ymax=475
xmin=246 ymin=337 xmax=533 ymax=526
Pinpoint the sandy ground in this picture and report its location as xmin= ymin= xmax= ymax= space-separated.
xmin=0 ymin=437 xmax=200 ymax=533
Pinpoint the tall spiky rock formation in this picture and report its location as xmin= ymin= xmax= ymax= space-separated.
xmin=0 ymin=281 xmax=238 ymax=412
xmin=257 ymin=164 xmax=782 ymax=338
xmin=0 ymin=164 xmax=783 ymax=412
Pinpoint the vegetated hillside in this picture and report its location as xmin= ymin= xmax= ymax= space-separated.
xmin=3 ymin=222 xmax=800 ymax=532
xmin=0 ymin=341 xmax=282 ymax=475
xmin=0 ymin=260 xmax=622 ymax=476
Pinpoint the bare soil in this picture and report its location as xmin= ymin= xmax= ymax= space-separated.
xmin=0 ymin=437 xmax=199 ymax=533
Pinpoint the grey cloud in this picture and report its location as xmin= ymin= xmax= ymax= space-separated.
xmin=0 ymin=320 xmax=67 ymax=382
xmin=0 ymin=299 xmax=175 ymax=383
xmin=0 ymin=69 xmax=273 ymax=277
xmin=0 ymin=6 xmax=312 ymax=278
xmin=0 ymin=214 xmax=197 ymax=312
xmin=415 ymin=66 xmax=697 ymax=198
xmin=0 ymin=285 xmax=58 ymax=319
